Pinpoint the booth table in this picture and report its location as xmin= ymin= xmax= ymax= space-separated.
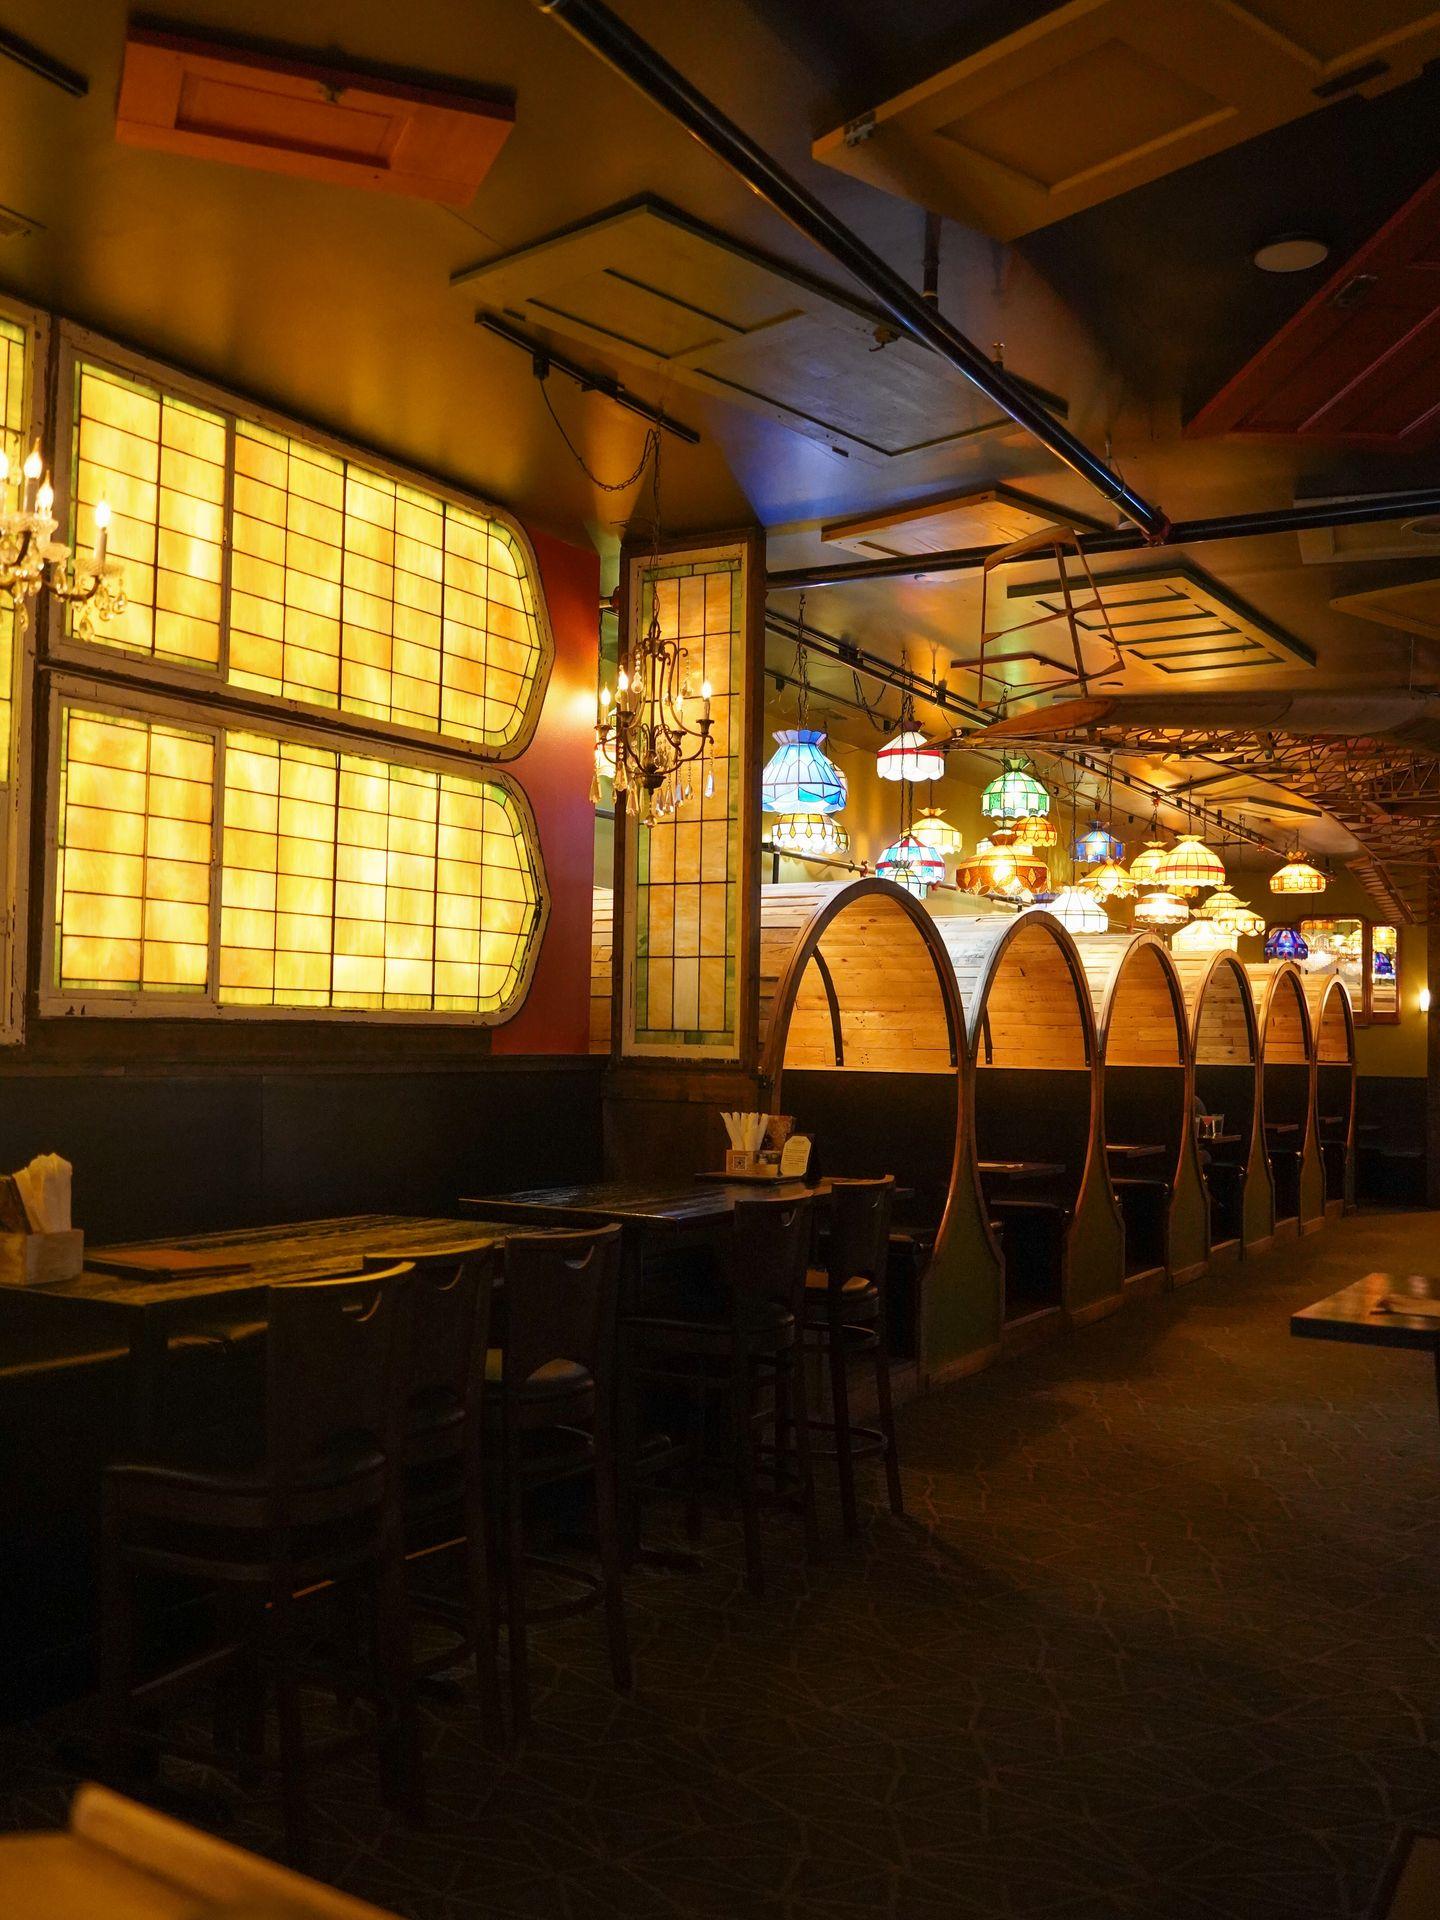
xmin=1292 ymin=1273 xmax=1440 ymax=1427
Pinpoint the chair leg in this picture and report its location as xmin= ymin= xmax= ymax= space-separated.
xmin=786 ymin=1347 xmax=821 ymax=1564
xmin=98 ymin=1511 xmax=136 ymax=1785
xmin=733 ymin=1360 xmax=765 ymax=1598
xmin=592 ymin=1456 xmax=633 ymax=1694
xmin=872 ymin=1329 xmax=904 ymax=1518
xmin=268 ymin=1576 xmax=311 ymax=1869
xmin=501 ymin=1444 xmax=531 ymax=1735
xmin=684 ymin=1382 xmax=707 ymax=1545
xmin=827 ymin=1315 xmax=859 ymax=1539
xmin=375 ymin=1512 xmax=423 ymax=1822
xmin=463 ymin=1471 xmax=506 ymax=1751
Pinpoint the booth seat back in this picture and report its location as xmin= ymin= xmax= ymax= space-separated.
xmin=1103 ymin=1065 xmax=1185 ymax=1177
xmin=783 ymin=1069 xmax=956 ymax=1230
xmin=1194 ymin=1064 xmax=1255 ymax=1144
xmin=1263 ymin=1061 xmax=1310 ymax=1132
xmin=972 ymin=1068 xmax=1091 ymax=1210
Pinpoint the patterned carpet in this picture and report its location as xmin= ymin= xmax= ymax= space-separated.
xmin=3 ymin=1207 xmax=1440 ymax=1918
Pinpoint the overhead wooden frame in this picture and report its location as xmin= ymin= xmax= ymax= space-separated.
xmin=453 ymin=199 xmax=1067 ymax=466
xmin=116 ymin=24 xmax=515 ymax=205
xmin=1331 ymin=578 xmax=1440 ymax=642
xmin=812 ymin=0 xmax=1440 ymax=240
xmin=1003 ymin=562 xmax=1315 ymax=685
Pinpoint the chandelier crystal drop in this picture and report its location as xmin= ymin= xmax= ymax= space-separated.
xmin=0 ymin=445 xmax=125 ymax=633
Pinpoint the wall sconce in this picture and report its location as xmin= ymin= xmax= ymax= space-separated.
xmin=1421 ymin=986 xmax=1432 ymax=1014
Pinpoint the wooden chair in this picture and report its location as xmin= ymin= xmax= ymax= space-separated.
xmin=625 ymin=1196 xmax=819 ymax=1597
xmin=803 ymin=1177 xmax=902 ymax=1537
xmin=487 ymin=1225 xmax=629 ymax=1734
xmin=100 ymin=1263 xmax=416 ymax=1866
xmin=362 ymin=1241 xmax=503 ymax=1746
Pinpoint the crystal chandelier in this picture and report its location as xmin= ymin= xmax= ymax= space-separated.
xmin=595 ymin=592 xmax=715 ymax=825
xmin=0 ymin=446 xmax=125 ymax=635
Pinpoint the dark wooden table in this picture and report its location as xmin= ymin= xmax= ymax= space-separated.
xmin=1106 ymin=1143 xmax=1166 ymax=1161
xmin=1292 ymin=1272 xmax=1440 ymax=1424
xmin=976 ymin=1160 xmax=1065 ymax=1180
xmin=1265 ymin=1122 xmax=1300 ymax=1136
xmin=0 ymin=1214 xmax=511 ymax=1451
xmin=458 ymin=1180 xmax=830 ymax=1232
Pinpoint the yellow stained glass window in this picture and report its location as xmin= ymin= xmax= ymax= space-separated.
xmin=219 ymin=732 xmax=542 ymax=1015
xmin=54 ymin=705 xmax=214 ymax=995
xmin=70 ymin=361 xmax=227 ymax=668
xmin=228 ymin=422 xmax=546 ymax=750
xmin=0 ymin=315 xmax=28 ymax=784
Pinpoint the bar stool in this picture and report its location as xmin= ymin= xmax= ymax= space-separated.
xmin=625 ymin=1195 xmax=819 ymax=1597
xmin=804 ymin=1177 xmax=903 ymax=1537
xmin=361 ymin=1242 xmax=503 ymax=1747
xmin=487 ymin=1225 xmax=629 ymax=1734
xmin=100 ymin=1264 xmax=417 ymax=1866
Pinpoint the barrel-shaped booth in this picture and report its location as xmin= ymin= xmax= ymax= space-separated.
xmin=1245 ymin=962 xmax=1325 ymax=1235
xmin=933 ymin=910 xmax=1125 ymax=1333
xmin=1303 ymin=970 xmax=1356 ymax=1216
xmin=1173 ymin=950 xmax=1270 ymax=1257
xmin=1071 ymin=932 xmax=1210 ymax=1287
xmin=757 ymin=881 xmax=1003 ymax=1382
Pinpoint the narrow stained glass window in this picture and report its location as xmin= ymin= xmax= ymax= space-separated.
xmin=0 ymin=314 xmax=28 ymax=784
xmin=70 ymin=361 xmax=227 ymax=668
xmin=54 ymin=704 xmax=214 ymax=994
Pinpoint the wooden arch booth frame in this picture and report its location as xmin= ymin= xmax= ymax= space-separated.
xmin=756 ymin=880 xmax=1004 ymax=1386
xmin=1246 ymin=962 xmax=1326 ymax=1238
xmin=933 ymin=910 xmax=1125 ymax=1338
xmin=1070 ymin=932 xmax=1210 ymax=1288
xmin=1302 ymin=971 xmax=1357 ymax=1218
xmin=1173 ymin=950 xmax=1271 ymax=1258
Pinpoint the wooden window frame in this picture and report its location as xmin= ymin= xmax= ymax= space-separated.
xmin=39 ymin=671 xmax=549 ymax=1026
xmin=46 ymin=320 xmax=555 ymax=765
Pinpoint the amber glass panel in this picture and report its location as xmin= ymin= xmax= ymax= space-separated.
xmin=54 ymin=704 xmax=214 ymax=994
xmin=0 ymin=316 xmax=27 ymax=784
xmin=219 ymin=731 xmax=541 ymax=1014
xmin=229 ymin=423 xmax=544 ymax=750
xmin=70 ymin=361 xmax=227 ymax=668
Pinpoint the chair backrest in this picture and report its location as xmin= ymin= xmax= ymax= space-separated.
xmin=727 ymin=1196 xmax=813 ymax=1326
xmin=823 ymin=1177 xmax=894 ymax=1296
xmin=264 ymin=1264 xmax=412 ymax=1492
xmin=499 ymin=1226 xmax=622 ymax=1397
xmin=362 ymin=1242 xmax=497 ymax=1417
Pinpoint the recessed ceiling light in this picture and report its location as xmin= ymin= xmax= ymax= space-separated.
xmin=1253 ymin=235 xmax=1330 ymax=273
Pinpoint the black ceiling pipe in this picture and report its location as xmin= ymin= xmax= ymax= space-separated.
xmin=766 ymin=486 xmax=1440 ymax=592
xmin=530 ymin=0 xmax=1168 ymax=541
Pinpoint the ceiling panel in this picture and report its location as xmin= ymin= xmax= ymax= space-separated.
xmin=1295 ymin=494 xmax=1440 ymax=562
xmin=1331 ymin=578 xmax=1440 ymax=640
xmin=820 ymin=485 xmax=1101 ymax=558
xmin=811 ymin=0 xmax=1440 ymax=239
xmin=453 ymin=199 xmax=1065 ymax=465
xmin=1187 ymin=165 xmax=1440 ymax=444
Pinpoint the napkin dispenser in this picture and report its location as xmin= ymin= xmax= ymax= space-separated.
xmin=0 ymin=1154 xmax=83 ymax=1286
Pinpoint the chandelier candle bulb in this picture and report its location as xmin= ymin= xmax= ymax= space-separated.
xmin=93 ymin=498 xmax=110 ymax=567
xmin=21 ymin=445 xmax=39 ymax=513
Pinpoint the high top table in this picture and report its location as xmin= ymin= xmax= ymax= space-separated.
xmin=1292 ymin=1272 xmax=1440 ymax=1426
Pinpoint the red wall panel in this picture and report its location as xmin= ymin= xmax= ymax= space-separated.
xmin=491 ymin=526 xmax=600 ymax=1057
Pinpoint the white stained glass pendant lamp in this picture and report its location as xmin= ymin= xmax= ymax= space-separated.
xmin=1080 ymin=857 xmax=1135 ymax=900
xmin=876 ymin=727 xmax=944 ymax=784
xmin=1196 ymin=887 xmax=1245 ymax=924
xmin=769 ymin=813 xmax=850 ymax=857
xmin=1038 ymin=885 xmax=1109 ymax=934
xmin=876 ymin=831 xmax=947 ymax=896
xmin=1172 ymin=917 xmax=1236 ymax=956
xmin=760 ymin=728 xmax=847 ymax=814
xmin=1133 ymin=888 xmax=1190 ymax=928
xmin=910 ymin=805 xmax=964 ymax=857
xmin=1270 ymin=855 xmax=1326 ymax=895
xmin=1231 ymin=906 xmax=1266 ymax=938
xmin=1155 ymin=834 xmax=1226 ymax=892
xmin=1127 ymin=838 xmax=1168 ymax=887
